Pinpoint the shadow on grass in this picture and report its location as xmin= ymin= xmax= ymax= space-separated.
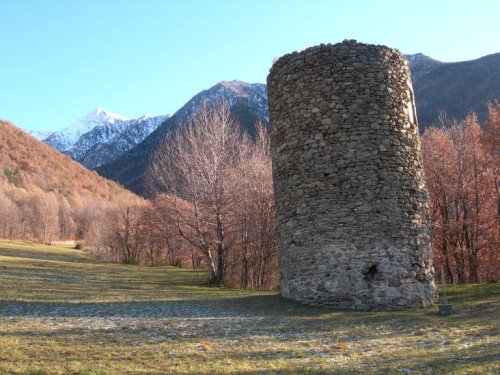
xmin=0 ymin=294 xmax=320 ymax=319
xmin=0 ymin=247 xmax=97 ymax=264
xmin=0 ymin=280 xmax=500 ymax=323
xmin=444 ymin=283 xmax=500 ymax=303
xmin=1 ymin=289 xmax=498 ymax=325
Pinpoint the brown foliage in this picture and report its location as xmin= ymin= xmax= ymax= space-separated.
xmin=225 ymin=124 xmax=278 ymax=289
xmin=422 ymin=108 xmax=499 ymax=283
xmin=5 ymin=102 xmax=496 ymax=289
xmin=88 ymin=195 xmax=201 ymax=267
xmin=146 ymin=102 xmax=278 ymax=288
xmin=0 ymin=120 xmax=141 ymax=242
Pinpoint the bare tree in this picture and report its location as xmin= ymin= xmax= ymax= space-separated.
xmin=230 ymin=123 xmax=278 ymax=289
xmin=422 ymin=112 xmax=499 ymax=283
xmin=93 ymin=202 xmax=145 ymax=264
xmin=148 ymin=101 xmax=244 ymax=285
xmin=0 ymin=191 xmax=20 ymax=239
xmin=140 ymin=196 xmax=187 ymax=266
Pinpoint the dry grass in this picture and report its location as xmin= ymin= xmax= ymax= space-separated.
xmin=0 ymin=241 xmax=498 ymax=374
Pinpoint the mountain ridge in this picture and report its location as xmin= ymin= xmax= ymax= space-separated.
xmin=25 ymin=129 xmax=54 ymax=141
xmin=20 ymin=51 xmax=499 ymax=195
xmin=95 ymin=51 xmax=500 ymax=195
xmin=0 ymin=119 xmax=141 ymax=240
xmin=406 ymin=52 xmax=500 ymax=129
xmin=43 ymin=109 xmax=168 ymax=169
xmin=96 ymin=80 xmax=268 ymax=195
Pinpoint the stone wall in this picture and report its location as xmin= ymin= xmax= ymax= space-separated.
xmin=267 ymin=41 xmax=436 ymax=310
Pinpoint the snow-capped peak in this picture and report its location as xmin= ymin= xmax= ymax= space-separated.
xmin=42 ymin=109 xmax=169 ymax=169
xmin=44 ymin=108 xmax=130 ymax=152
xmin=175 ymin=81 xmax=269 ymax=132
xmin=90 ymin=108 xmax=130 ymax=122
xmin=220 ymin=80 xmax=253 ymax=95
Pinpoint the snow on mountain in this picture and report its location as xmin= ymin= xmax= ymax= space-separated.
xmin=45 ymin=108 xmax=130 ymax=152
xmin=405 ymin=53 xmax=443 ymax=81
xmin=175 ymin=80 xmax=269 ymax=129
xmin=74 ymin=113 xmax=168 ymax=168
xmin=96 ymin=80 xmax=269 ymax=195
xmin=43 ymin=108 xmax=168 ymax=169
xmin=25 ymin=129 xmax=53 ymax=141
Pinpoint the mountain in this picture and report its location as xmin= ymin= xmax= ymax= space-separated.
xmin=0 ymin=120 xmax=138 ymax=200
xmin=44 ymin=108 xmax=125 ymax=152
xmin=0 ymin=120 xmax=141 ymax=239
xmin=25 ymin=129 xmax=53 ymax=141
xmin=96 ymin=80 xmax=268 ymax=195
xmin=96 ymin=54 xmax=500 ymax=196
xmin=407 ymin=52 xmax=500 ymax=129
xmin=43 ymin=109 xmax=168 ymax=169
xmin=406 ymin=53 xmax=443 ymax=81
xmin=30 ymin=51 xmax=498 ymax=194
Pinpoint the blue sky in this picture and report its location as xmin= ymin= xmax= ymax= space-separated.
xmin=1 ymin=0 xmax=499 ymax=132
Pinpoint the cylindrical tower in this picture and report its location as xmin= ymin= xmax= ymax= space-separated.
xmin=267 ymin=41 xmax=436 ymax=310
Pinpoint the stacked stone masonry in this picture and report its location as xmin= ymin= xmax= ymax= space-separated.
xmin=267 ymin=41 xmax=436 ymax=310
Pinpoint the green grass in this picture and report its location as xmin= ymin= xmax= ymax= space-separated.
xmin=0 ymin=241 xmax=498 ymax=374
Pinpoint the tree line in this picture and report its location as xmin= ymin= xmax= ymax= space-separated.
xmin=87 ymin=102 xmax=278 ymax=289
xmin=91 ymin=101 xmax=498 ymax=286
xmin=0 ymin=120 xmax=141 ymax=243
xmin=1 ymin=102 xmax=498 ymax=287
xmin=421 ymin=102 xmax=499 ymax=283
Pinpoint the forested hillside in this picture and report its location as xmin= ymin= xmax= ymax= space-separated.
xmin=0 ymin=120 xmax=142 ymax=241
xmin=408 ymin=52 xmax=500 ymax=129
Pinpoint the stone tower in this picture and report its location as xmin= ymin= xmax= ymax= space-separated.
xmin=267 ymin=41 xmax=436 ymax=310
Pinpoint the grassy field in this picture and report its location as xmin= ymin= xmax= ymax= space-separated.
xmin=0 ymin=241 xmax=498 ymax=374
